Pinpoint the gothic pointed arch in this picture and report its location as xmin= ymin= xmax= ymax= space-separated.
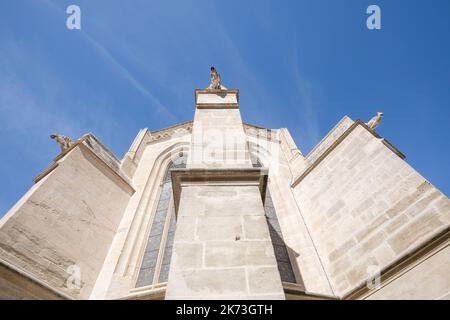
xmin=135 ymin=153 xmax=187 ymax=287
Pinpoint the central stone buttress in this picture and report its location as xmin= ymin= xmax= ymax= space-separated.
xmin=165 ymin=89 xmax=285 ymax=299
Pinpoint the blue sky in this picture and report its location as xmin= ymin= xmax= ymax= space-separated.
xmin=0 ymin=0 xmax=449 ymax=216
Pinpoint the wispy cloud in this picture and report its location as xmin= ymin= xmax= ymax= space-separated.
xmin=0 ymin=44 xmax=76 ymax=144
xmin=0 ymin=42 xmax=121 ymax=156
xmin=67 ymin=0 xmax=277 ymax=125
xmin=81 ymin=32 xmax=175 ymax=120
xmin=41 ymin=0 xmax=176 ymax=121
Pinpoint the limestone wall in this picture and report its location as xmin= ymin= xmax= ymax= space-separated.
xmin=365 ymin=236 xmax=449 ymax=300
xmin=292 ymin=121 xmax=450 ymax=298
xmin=304 ymin=116 xmax=354 ymax=166
xmin=0 ymin=138 xmax=134 ymax=299
xmin=247 ymin=133 xmax=334 ymax=296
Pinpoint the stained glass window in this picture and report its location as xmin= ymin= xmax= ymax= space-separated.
xmin=136 ymin=155 xmax=186 ymax=287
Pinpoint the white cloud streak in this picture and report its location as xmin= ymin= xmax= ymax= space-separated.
xmin=41 ymin=0 xmax=176 ymax=121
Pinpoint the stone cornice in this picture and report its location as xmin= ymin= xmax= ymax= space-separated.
xmin=195 ymin=89 xmax=240 ymax=109
xmin=147 ymin=121 xmax=193 ymax=145
xmin=196 ymin=103 xmax=239 ymax=109
xmin=243 ymin=123 xmax=280 ymax=142
xmin=195 ymin=89 xmax=240 ymax=102
xmin=170 ymin=168 xmax=268 ymax=215
xmin=145 ymin=121 xmax=279 ymax=144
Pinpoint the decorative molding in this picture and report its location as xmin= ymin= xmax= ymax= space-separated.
xmin=147 ymin=121 xmax=193 ymax=145
xmin=123 ymin=283 xmax=167 ymax=300
xmin=243 ymin=123 xmax=280 ymax=143
xmin=145 ymin=120 xmax=279 ymax=144
xmin=196 ymin=103 xmax=239 ymax=109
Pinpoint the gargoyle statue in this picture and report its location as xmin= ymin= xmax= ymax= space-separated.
xmin=208 ymin=66 xmax=222 ymax=90
xmin=366 ymin=112 xmax=384 ymax=130
xmin=50 ymin=134 xmax=73 ymax=153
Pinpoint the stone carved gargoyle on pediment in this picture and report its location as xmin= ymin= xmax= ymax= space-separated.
xmin=207 ymin=66 xmax=226 ymax=90
xmin=366 ymin=112 xmax=384 ymax=130
xmin=50 ymin=134 xmax=74 ymax=153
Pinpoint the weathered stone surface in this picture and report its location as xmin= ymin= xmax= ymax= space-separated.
xmin=204 ymin=241 xmax=275 ymax=267
xmin=247 ymin=266 xmax=284 ymax=295
xmin=1 ymin=86 xmax=448 ymax=302
xmin=329 ymin=239 xmax=356 ymax=262
xmin=0 ymin=144 xmax=132 ymax=299
xmin=179 ymin=186 xmax=264 ymax=217
xmin=243 ymin=216 xmax=271 ymax=240
xmin=172 ymin=243 xmax=203 ymax=269
xmin=387 ymin=209 xmax=444 ymax=254
xmin=172 ymin=216 xmax=196 ymax=242
xmin=167 ymin=268 xmax=247 ymax=298
xmin=292 ymin=122 xmax=450 ymax=298
xmin=197 ymin=217 xmax=243 ymax=241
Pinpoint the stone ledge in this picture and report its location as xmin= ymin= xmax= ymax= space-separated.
xmin=343 ymin=226 xmax=450 ymax=300
xmin=122 ymin=283 xmax=167 ymax=300
xmin=196 ymin=103 xmax=239 ymax=109
xmin=171 ymin=168 xmax=268 ymax=215
xmin=0 ymin=257 xmax=73 ymax=300
xmin=283 ymin=281 xmax=338 ymax=300
xmin=195 ymin=89 xmax=240 ymax=109
xmin=291 ymin=120 xmax=405 ymax=188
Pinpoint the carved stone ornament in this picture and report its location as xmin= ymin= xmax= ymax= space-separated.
xmin=50 ymin=134 xmax=73 ymax=153
xmin=366 ymin=112 xmax=384 ymax=130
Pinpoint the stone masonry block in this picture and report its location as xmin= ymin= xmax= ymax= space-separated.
xmin=247 ymin=266 xmax=284 ymax=296
xmin=204 ymin=241 xmax=276 ymax=268
xmin=243 ymin=216 xmax=271 ymax=240
xmin=387 ymin=209 xmax=444 ymax=254
xmin=168 ymin=268 xmax=247 ymax=298
xmin=197 ymin=217 xmax=243 ymax=241
xmin=173 ymin=216 xmax=196 ymax=242
xmin=172 ymin=243 xmax=203 ymax=269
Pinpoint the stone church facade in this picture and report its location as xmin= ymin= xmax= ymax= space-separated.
xmin=0 ymin=82 xmax=449 ymax=299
